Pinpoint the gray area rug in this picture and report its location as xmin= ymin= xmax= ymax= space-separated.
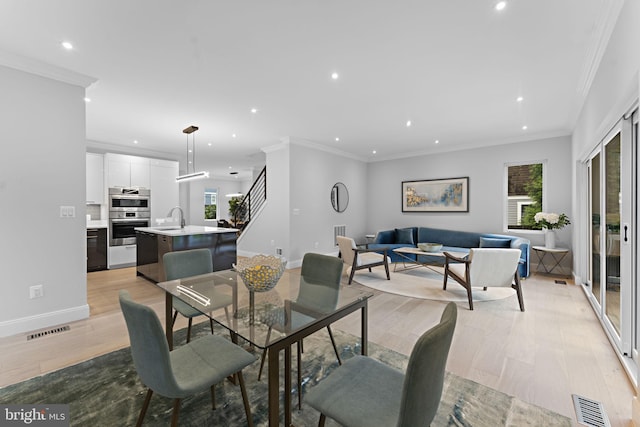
xmin=0 ymin=324 xmax=570 ymax=426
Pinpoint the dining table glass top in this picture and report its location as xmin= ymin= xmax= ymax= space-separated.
xmin=156 ymin=268 xmax=373 ymax=350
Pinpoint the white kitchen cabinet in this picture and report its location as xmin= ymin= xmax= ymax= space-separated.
xmin=105 ymin=153 xmax=150 ymax=188
xmin=149 ymin=159 xmax=179 ymax=224
xmin=108 ymin=245 xmax=137 ymax=268
xmin=86 ymin=153 xmax=104 ymax=204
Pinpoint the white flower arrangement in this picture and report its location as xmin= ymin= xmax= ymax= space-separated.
xmin=534 ymin=212 xmax=570 ymax=230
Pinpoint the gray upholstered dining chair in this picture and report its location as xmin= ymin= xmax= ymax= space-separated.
xmin=336 ymin=235 xmax=391 ymax=284
xmin=163 ymin=248 xmax=233 ymax=342
xmin=443 ymin=248 xmax=524 ymax=311
xmin=119 ymin=290 xmax=256 ymax=427
xmin=257 ymin=252 xmax=344 ymax=409
xmin=305 ymin=302 xmax=457 ymax=427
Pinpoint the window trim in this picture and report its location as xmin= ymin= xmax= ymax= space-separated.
xmin=503 ymin=159 xmax=548 ymax=234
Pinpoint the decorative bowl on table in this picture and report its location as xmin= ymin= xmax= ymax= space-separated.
xmin=418 ymin=243 xmax=443 ymax=252
xmin=234 ymin=254 xmax=287 ymax=292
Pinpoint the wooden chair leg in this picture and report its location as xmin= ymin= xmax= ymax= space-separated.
xmin=209 ymin=318 xmax=215 ymax=335
xmin=136 ymin=389 xmax=153 ymax=427
xmin=383 ymin=258 xmax=390 ymax=280
xmin=443 ymin=269 xmax=449 ymax=290
xmin=466 ymin=284 xmax=474 ymax=310
xmin=186 ymin=318 xmax=193 ymax=343
xmin=348 ymin=266 xmax=356 ymax=285
xmin=326 ymin=326 xmax=342 ymax=365
xmin=513 ymin=273 xmax=525 ymax=311
xmin=237 ymin=371 xmax=254 ymax=427
xmin=170 ymin=398 xmax=181 ymax=427
xmin=318 ymin=413 xmax=326 ymax=427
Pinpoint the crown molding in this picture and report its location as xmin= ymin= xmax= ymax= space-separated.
xmin=0 ymin=49 xmax=97 ymax=88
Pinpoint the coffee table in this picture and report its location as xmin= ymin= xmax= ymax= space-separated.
xmin=392 ymin=246 xmax=467 ymax=274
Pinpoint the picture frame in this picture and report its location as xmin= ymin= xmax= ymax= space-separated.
xmin=402 ymin=177 xmax=469 ymax=212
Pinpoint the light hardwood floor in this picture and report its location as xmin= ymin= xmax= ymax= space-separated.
xmin=0 ymin=266 xmax=635 ymax=426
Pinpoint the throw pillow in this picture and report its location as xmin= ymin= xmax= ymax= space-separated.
xmin=395 ymin=228 xmax=415 ymax=245
xmin=479 ymin=237 xmax=512 ymax=248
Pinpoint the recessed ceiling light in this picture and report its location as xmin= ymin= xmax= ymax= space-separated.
xmin=516 ymin=96 xmax=524 ymax=102
xmin=435 ymin=140 xmax=440 ymax=144
xmin=331 ymin=72 xmax=339 ymax=80
xmin=188 ymin=149 xmax=193 ymax=153
xmin=133 ymin=140 xmax=138 ymax=144
xmin=335 ymin=137 xmax=340 ymax=142
xmin=208 ymin=142 xmax=212 ymax=146
xmin=188 ymin=160 xmax=193 ymax=164
xmin=83 ymin=97 xmax=91 ymax=103
xmin=522 ymin=125 xmax=528 ymax=130
xmin=232 ymin=133 xmax=237 ymax=138
xmin=406 ymin=120 xmax=412 ymax=127
xmin=495 ymin=1 xmax=506 ymax=11
xmin=61 ymin=41 xmax=73 ymax=50
xmin=228 ymin=166 xmax=233 ymax=169
xmin=250 ymin=108 xmax=258 ymax=114
xmin=372 ymin=150 xmax=377 ymax=155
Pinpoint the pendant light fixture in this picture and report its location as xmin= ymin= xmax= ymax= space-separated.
xmin=176 ymin=125 xmax=210 ymax=182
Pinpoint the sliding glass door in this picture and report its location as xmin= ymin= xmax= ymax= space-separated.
xmin=586 ymin=113 xmax=634 ymax=356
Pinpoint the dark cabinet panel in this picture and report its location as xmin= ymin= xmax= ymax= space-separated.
xmin=87 ymin=228 xmax=107 ymax=272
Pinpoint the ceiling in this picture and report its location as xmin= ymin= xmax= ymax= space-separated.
xmin=0 ymin=0 xmax=620 ymax=180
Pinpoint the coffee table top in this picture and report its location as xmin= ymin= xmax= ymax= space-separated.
xmin=393 ymin=246 xmax=466 ymax=258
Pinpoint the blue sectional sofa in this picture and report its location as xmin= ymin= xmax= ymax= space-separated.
xmin=368 ymin=226 xmax=530 ymax=278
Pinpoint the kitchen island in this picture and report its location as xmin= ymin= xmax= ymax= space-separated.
xmin=135 ymin=225 xmax=238 ymax=282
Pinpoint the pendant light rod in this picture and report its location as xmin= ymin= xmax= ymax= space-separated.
xmin=176 ymin=125 xmax=209 ymax=183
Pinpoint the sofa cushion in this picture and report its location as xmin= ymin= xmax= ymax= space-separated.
xmin=479 ymin=237 xmax=512 ymax=248
xmin=417 ymin=227 xmax=481 ymax=248
xmin=395 ymin=228 xmax=415 ymax=245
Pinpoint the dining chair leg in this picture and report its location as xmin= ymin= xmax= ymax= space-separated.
xmin=326 ymin=326 xmax=342 ymax=365
xmin=186 ymin=318 xmax=193 ymax=343
xmin=210 ymin=384 xmax=216 ymax=409
xmin=258 ymin=327 xmax=272 ymax=381
xmin=465 ymin=284 xmax=474 ymax=310
xmin=443 ymin=270 xmax=449 ymax=290
xmin=209 ymin=318 xmax=215 ymax=335
xmin=237 ymin=371 xmax=254 ymax=427
xmin=171 ymin=310 xmax=178 ymax=327
xmin=136 ymin=389 xmax=153 ymax=427
xmin=513 ymin=274 xmax=525 ymax=311
xmin=383 ymin=257 xmax=390 ymax=280
xmin=170 ymin=398 xmax=181 ymax=427
xmin=318 ymin=413 xmax=326 ymax=427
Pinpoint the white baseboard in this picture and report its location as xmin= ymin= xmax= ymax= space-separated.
xmin=0 ymin=304 xmax=90 ymax=338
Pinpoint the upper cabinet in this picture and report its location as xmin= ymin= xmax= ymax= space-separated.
xmin=86 ymin=153 xmax=104 ymax=204
xmin=105 ymin=153 xmax=150 ymax=188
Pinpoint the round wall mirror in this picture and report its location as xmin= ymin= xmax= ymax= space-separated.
xmin=331 ymin=182 xmax=349 ymax=212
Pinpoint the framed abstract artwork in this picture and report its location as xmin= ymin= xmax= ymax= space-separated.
xmin=402 ymin=177 xmax=469 ymax=212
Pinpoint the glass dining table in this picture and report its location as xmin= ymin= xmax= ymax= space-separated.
xmin=154 ymin=268 xmax=373 ymax=426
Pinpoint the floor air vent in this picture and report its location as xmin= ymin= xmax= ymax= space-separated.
xmin=27 ymin=325 xmax=70 ymax=341
xmin=572 ymin=394 xmax=610 ymax=427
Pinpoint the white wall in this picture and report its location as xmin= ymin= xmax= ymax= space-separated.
xmin=0 ymin=65 xmax=90 ymax=336
xmin=237 ymin=140 xmax=368 ymax=267
xmin=366 ymin=136 xmax=573 ymax=249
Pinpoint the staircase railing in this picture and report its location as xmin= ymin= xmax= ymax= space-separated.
xmin=232 ymin=166 xmax=266 ymax=232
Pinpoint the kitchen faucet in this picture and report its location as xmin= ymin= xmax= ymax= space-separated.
xmin=167 ymin=206 xmax=185 ymax=228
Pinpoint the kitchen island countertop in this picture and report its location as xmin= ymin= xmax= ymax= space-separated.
xmin=134 ymin=225 xmax=238 ymax=237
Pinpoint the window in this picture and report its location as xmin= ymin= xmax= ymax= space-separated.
xmin=506 ymin=162 xmax=544 ymax=230
xmin=204 ymin=188 xmax=217 ymax=220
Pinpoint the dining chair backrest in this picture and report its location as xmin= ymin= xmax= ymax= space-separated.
xmin=468 ymin=248 xmax=521 ymax=287
xmin=119 ymin=290 xmax=180 ymax=396
xmin=164 ymin=248 xmax=213 ymax=280
xmin=397 ymin=302 xmax=457 ymax=426
xmin=296 ymin=253 xmax=344 ymax=313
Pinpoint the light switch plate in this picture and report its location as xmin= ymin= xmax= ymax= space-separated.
xmin=59 ymin=206 xmax=76 ymax=218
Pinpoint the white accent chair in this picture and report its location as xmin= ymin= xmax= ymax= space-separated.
xmin=336 ymin=236 xmax=391 ymax=284
xmin=443 ymin=248 xmax=524 ymax=311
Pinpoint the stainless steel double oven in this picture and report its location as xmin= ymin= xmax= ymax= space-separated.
xmin=108 ymin=187 xmax=150 ymax=246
